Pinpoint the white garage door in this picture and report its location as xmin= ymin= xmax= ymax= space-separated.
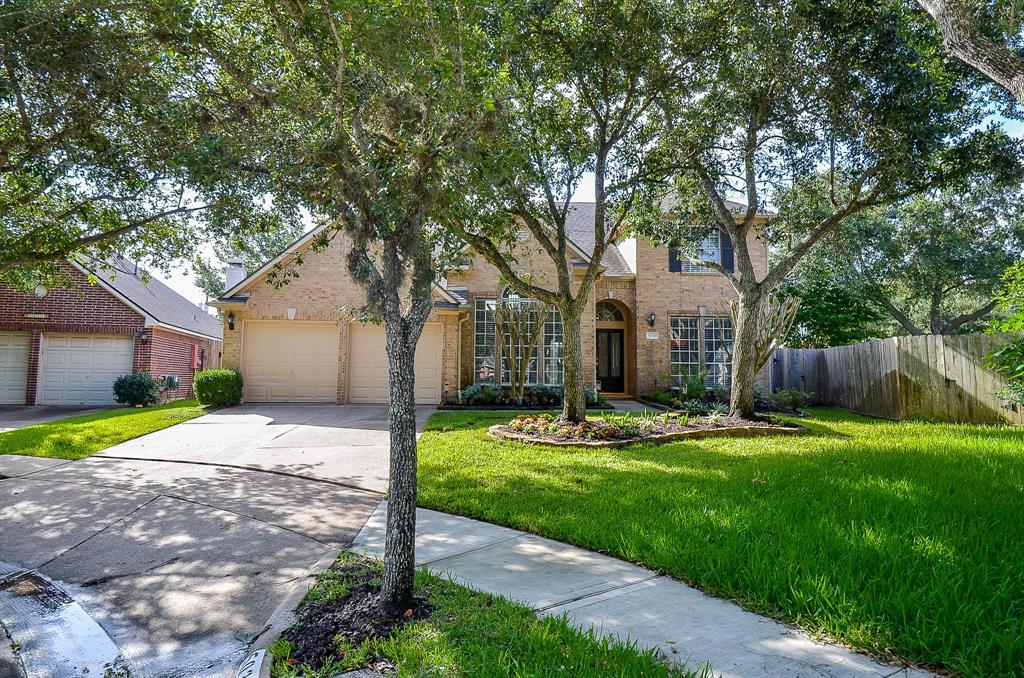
xmin=0 ymin=332 xmax=30 ymax=404
xmin=39 ymin=334 xmax=134 ymax=405
xmin=243 ymin=321 xmax=339 ymax=402
xmin=348 ymin=323 xmax=443 ymax=404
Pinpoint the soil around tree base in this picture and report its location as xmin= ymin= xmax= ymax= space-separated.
xmin=281 ymin=561 xmax=431 ymax=671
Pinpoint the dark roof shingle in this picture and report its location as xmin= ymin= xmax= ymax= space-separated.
xmin=86 ymin=257 xmax=223 ymax=340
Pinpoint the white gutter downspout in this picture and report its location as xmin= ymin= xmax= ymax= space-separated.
xmin=457 ymin=312 xmax=469 ymax=403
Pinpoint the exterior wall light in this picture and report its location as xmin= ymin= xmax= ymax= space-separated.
xmin=647 ymin=311 xmax=656 ymax=327
xmin=33 ymin=285 xmax=48 ymax=298
xmin=136 ymin=329 xmax=151 ymax=343
xmin=226 ymin=312 xmax=236 ymax=331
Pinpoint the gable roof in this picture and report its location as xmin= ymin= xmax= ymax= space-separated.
xmin=563 ymin=202 xmax=633 ymax=277
xmin=218 ymin=223 xmax=463 ymax=306
xmin=76 ymin=257 xmax=223 ymax=341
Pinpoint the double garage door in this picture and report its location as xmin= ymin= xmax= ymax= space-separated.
xmin=0 ymin=332 xmax=134 ymax=405
xmin=242 ymin=321 xmax=442 ymax=404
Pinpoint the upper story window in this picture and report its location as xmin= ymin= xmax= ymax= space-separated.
xmin=669 ymin=229 xmax=734 ymax=274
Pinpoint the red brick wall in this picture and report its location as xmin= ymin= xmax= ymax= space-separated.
xmin=0 ymin=263 xmax=145 ymax=335
xmin=146 ymin=328 xmax=219 ymax=399
xmin=0 ymin=263 xmax=220 ymax=404
xmin=0 ymin=264 xmax=146 ymax=404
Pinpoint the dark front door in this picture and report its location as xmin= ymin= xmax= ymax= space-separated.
xmin=597 ymin=329 xmax=625 ymax=393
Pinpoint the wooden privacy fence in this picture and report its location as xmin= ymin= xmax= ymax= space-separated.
xmin=771 ymin=334 xmax=1023 ymax=424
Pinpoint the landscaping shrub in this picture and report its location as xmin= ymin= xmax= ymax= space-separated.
xmin=766 ymin=388 xmax=814 ymax=412
xmin=460 ymin=383 xmax=503 ymax=405
xmin=193 ymin=369 xmax=244 ymax=407
xmin=984 ymin=336 xmax=1024 ymax=406
xmin=647 ymin=390 xmax=674 ymax=407
xmin=684 ymin=369 xmax=708 ymax=400
xmin=112 ymin=372 xmax=161 ymax=406
xmin=458 ymin=383 xmax=607 ymax=408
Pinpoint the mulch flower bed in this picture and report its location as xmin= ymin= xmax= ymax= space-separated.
xmin=489 ymin=412 xmax=806 ymax=448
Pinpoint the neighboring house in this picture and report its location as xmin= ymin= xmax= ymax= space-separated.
xmin=0 ymin=258 xmax=222 ymax=406
xmin=211 ymin=201 xmax=768 ymax=404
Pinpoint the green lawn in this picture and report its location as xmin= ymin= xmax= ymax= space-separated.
xmin=0 ymin=400 xmax=206 ymax=460
xmin=271 ymin=552 xmax=694 ymax=677
xmin=417 ymin=408 xmax=1024 ymax=677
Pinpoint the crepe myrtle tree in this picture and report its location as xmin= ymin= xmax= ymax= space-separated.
xmin=156 ymin=0 xmax=500 ymax=609
xmin=644 ymin=0 xmax=1022 ymax=419
xmin=916 ymin=0 xmax=1024 ymax=105
xmin=448 ymin=0 xmax=709 ymax=422
xmin=0 ymin=0 xmax=292 ymax=289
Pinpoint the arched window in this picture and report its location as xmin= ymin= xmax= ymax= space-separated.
xmin=596 ymin=300 xmax=625 ymax=322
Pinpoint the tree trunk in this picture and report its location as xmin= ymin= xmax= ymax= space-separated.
xmin=380 ymin=317 xmax=419 ymax=610
xmin=561 ymin=303 xmax=587 ymax=422
xmin=729 ymin=289 xmax=763 ymax=419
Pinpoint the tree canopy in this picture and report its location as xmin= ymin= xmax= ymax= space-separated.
xmin=0 ymin=0 xmax=295 ymax=288
xmin=635 ymin=0 xmax=1021 ymax=415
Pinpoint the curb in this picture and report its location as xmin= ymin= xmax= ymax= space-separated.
xmin=235 ymin=549 xmax=344 ymax=678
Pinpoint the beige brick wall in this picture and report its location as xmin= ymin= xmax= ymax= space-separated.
xmin=631 ymin=232 xmax=770 ymax=395
xmin=220 ymin=232 xmax=461 ymax=404
xmin=447 ymin=231 xmax=598 ymax=391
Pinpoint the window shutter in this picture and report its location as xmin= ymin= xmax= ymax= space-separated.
xmin=721 ymin=231 xmax=734 ymax=273
xmin=668 ymin=247 xmax=682 ymax=273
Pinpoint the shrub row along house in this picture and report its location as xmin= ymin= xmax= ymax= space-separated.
xmin=0 ymin=258 xmax=222 ymax=406
xmin=212 ymin=202 xmax=768 ymax=404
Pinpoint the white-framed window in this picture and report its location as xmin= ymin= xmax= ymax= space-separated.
xmin=543 ymin=308 xmax=564 ymax=386
xmin=676 ymin=231 xmax=721 ymax=273
xmin=669 ymin=317 xmax=700 ymax=389
xmin=704 ymin=317 xmax=733 ymax=389
xmin=474 ymin=295 xmax=564 ymax=386
xmin=669 ymin=316 xmax=733 ymax=391
xmin=474 ymin=299 xmax=497 ymax=383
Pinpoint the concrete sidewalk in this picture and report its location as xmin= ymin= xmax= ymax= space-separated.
xmin=353 ymin=504 xmax=935 ymax=678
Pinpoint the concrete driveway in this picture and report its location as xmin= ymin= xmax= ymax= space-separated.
xmin=0 ymin=404 xmax=433 ymax=677
xmin=0 ymin=406 xmax=102 ymax=433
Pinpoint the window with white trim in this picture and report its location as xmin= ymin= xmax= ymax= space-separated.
xmin=668 ymin=316 xmax=733 ymax=391
xmin=474 ymin=299 xmax=497 ymax=383
xmin=474 ymin=295 xmax=564 ymax=386
xmin=704 ymin=317 xmax=733 ymax=389
xmin=669 ymin=317 xmax=700 ymax=390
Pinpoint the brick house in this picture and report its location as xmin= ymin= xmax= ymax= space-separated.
xmin=211 ymin=201 xmax=767 ymax=404
xmin=0 ymin=258 xmax=222 ymax=406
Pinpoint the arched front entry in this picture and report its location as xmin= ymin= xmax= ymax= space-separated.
xmin=595 ymin=299 xmax=633 ymax=395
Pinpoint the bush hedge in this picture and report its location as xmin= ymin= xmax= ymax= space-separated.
xmin=112 ymin=372 xmax=161 ymax=406
xmin=193 ymin=369 xmax=244 ymax=407
xmin=459 ymin=383 xmax=606 ymax=408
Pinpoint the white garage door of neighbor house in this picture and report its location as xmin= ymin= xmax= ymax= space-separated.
xmin=348 ymin=323 xmax=443 ymax=404
xmin=243 ymin=321 xmax=339 ymax=402
xmin=0 ymin=332 xmax=30 ymax=404
xmin=39 ymin=334 xmax=134 ymax=405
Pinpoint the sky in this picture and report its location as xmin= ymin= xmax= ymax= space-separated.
xmin=160 ymin=116 xmax=1024 ymax=308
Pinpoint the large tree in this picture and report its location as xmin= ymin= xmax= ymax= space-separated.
xmin=647 ymin=0 xmax=1020 ymax=417
xmin=447 ymin=0 xmax=700 ymax=422
xmin=917 ymin=0 xmax=1024 ymax=104
xmin=843 ymin=179 xmax=1024 ymax=335
xmin=157 ymin=0 xmax=497 ymax=609
xmin=0 ymin=0 xmax=287 ymax=287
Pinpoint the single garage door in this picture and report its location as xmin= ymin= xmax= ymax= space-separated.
xmin=243 ymin=321 xmax=339 ymax=402
xmin=0 ymin=332 xmax=30 ymax=404
xmin=348 ymin=323 xmax=443 ymax=404
xmin=39 ymin=334 xmax=134 ymax=405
